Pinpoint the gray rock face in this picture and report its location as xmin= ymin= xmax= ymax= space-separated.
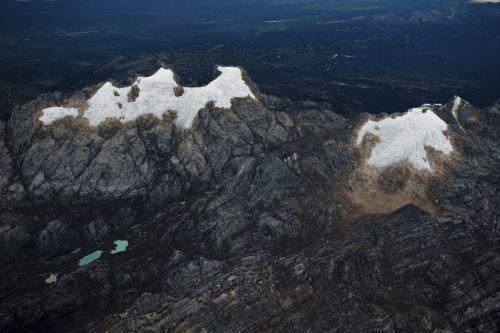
xmin=0 ymin=68 xmax=499 ymax=333
xmin=0 ymin=121 xmax=14 ymax=196
xmin=0 ymin=224 xmax=30 ymax=259
xmin=110 ymin=204 xmax=499 ymax=333
xmin=5 ymin=91 xmax=329 ymax=203
xmin=36 ymin=219 xmax=80 ymax=256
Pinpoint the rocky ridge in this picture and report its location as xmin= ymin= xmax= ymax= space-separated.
xmin=0 ymin=67 xmax=499 ymax=332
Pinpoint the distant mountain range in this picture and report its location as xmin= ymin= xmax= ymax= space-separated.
xmin=1 ymin=0 xmax=499 ymax=120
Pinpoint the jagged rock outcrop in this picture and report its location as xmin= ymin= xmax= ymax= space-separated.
xmin=0 ymin=67 xmax=499 ymax=333
xmin=0 ymin=121 xmax=12 ymax=194
xmin=3 ymin=70 xmax=342 ymax=204
xmin=104 ymin=204 xmax=500 ymax=333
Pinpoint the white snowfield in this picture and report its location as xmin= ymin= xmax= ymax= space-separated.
xmin=39 ymin=107 xmax=79 ymax=125
xmin=40 ymin=66 xmax=255 ymax=129
xmin=356 ymin=107 xmax=453 ymax=171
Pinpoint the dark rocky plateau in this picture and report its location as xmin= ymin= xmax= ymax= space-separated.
xmin=0 ymin=68 xmax=500 ymax=332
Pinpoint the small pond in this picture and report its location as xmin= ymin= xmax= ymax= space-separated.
xmin=111 ymin=240 xmax=128 ymax=254
xmin=45 ymin=273 xmax=58 ymax=284
xmin=78 ymin=250 xmax=103 ymax=266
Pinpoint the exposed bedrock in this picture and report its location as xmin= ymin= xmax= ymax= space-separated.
xmin=4 ymin=73 xmax=342 ymax=204
xmin=0 ymin=68 xmax=499 ymax=332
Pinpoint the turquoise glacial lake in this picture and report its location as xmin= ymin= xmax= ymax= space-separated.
xmin=78 ymin=250 xmax=103 ymax=266
xmin=111 ymin=240 xmax=128 ymax=254
xmin=45 ymin=273 xmax=58 ymax=284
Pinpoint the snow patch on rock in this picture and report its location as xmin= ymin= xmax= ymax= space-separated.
xmin=40 ymin=66 xmax=255 ymax=129
xmin=356 ymin=107 xmax=453 ymax=171
xmin=451 ymin=96 xmax=466 ymax=131
xmin=40 ymin=107 xmax=79 ymax=125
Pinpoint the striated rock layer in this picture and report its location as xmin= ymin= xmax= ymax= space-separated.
xmin=0 ymin=67 xmax=499 ymax=333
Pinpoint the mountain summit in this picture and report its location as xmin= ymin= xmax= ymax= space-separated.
xmin=0 ymin=67 xmax=499 ymax=332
